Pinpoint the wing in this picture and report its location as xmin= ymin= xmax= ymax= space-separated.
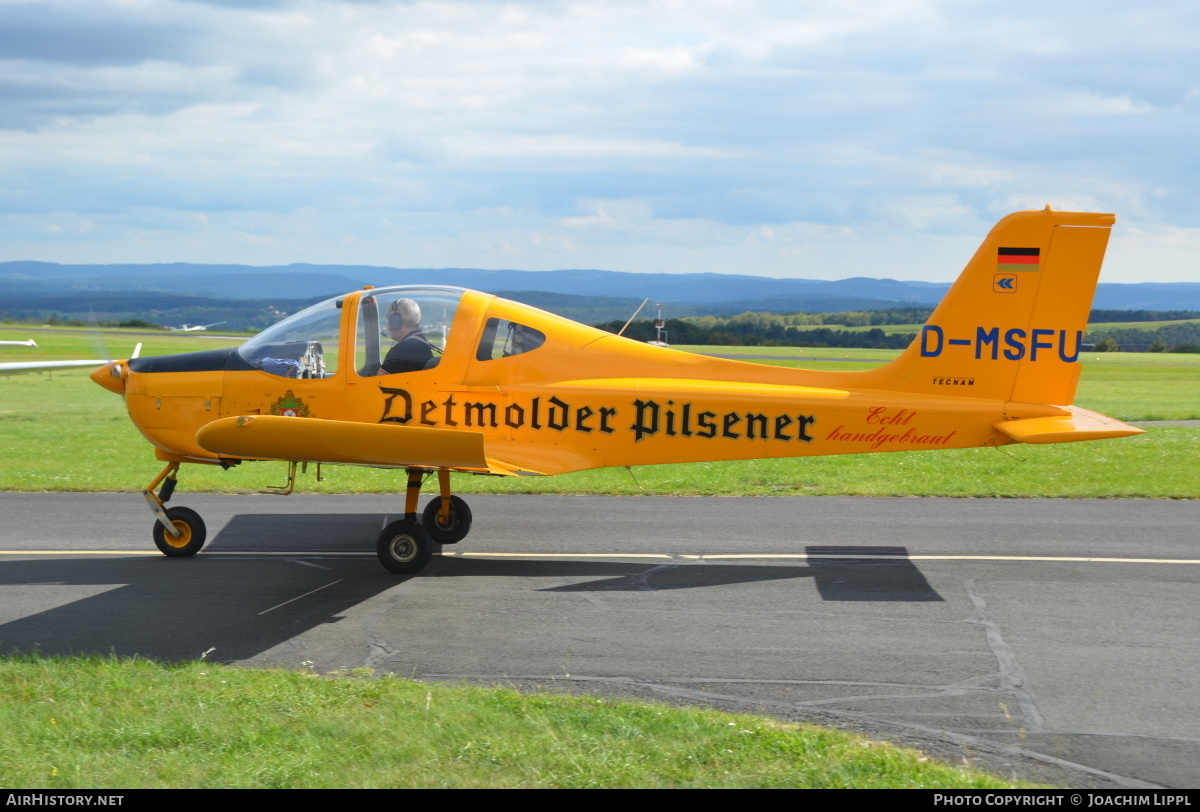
xmin=1 ymin=342 xmax=140 ymax=377
xmin=0 ymin=359 xmax=107 ymax=377
xmin=196 ymin=415 xmax=512 ymax=472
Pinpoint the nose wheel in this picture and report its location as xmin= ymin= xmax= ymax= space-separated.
xmin=152 ymin=506 xmax=207 ymax=557
xmin=144 ymin=462 xmax=208 ymax=558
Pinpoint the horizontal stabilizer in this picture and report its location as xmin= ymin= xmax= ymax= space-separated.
xmin=993 ymin=407 xmax=1145 ymax=445
xmin=196 ymin=415 xmax=489 ymax=469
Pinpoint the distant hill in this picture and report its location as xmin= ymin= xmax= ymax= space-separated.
xmin=4 ymin=261 xmax=1200 ymax=316
xmin=0 ymin=260 xmax=951 ymax=307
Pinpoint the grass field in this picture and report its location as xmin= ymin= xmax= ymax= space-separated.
xmin=0 ymin=654 xmax=1034 ymax=789
xmin=0 ymin=326 xmax=244 ymax=360
xmin=690 ymin=344 xmax=1200 ymax=422
xmin=0 ymin=326 xmax=1180 ymax=789
xmin=1086 ymin=317 xmax=1200 ymax=331
xmin=2 ymin=328 xmax=1196 ymax=497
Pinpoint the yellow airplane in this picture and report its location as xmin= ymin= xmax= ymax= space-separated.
xmin=91 ymin=208 xmax=1143 ymax=574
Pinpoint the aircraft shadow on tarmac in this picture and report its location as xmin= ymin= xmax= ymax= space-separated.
xmin=186 ymin=513 xmax=945 ymax=602
xmin=0 ymin=514 xmax=409 ymax=663
xmin=0 ymin=556 xmax=400 ymax=664
xmin=0 ymin=509 xmax=942 ymax=664
xmin=529 ymin=546 xmax=944 ymax=602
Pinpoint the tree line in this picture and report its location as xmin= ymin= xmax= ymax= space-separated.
xmin=598 ymin=308 xmax=1200 ymax=352
xmin=596 ymin=317 xmax=916 ymax=349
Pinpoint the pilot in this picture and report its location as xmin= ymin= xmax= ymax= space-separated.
xmin=378 ymin=298 xmax=434 ymax=375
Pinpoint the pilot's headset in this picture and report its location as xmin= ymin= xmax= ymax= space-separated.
xmin=382 ymin=299 xmax=419 ymax=337
xmin=382 ymin=311 xmax=406 ymax=337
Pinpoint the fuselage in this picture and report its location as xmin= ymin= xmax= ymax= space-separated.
xmin=93 ymin=285 xmax=1070 ymax=475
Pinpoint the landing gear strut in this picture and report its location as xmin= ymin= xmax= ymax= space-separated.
xmin=422 ymin=468 xmax=473 ymax=544
xmin=139 ymin=462 xmax=472 ymax=575
xmin=144 ymin=461 xmax=207 ymax=557
xmin=376 ymin=467 xmax=473 ymax=574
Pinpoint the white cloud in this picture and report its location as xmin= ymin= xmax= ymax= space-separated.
xmin=0 ymin=0 xmax=1196 ymax=283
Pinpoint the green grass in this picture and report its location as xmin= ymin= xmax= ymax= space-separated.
xmin=1073 ymin=355 xmax=1200 ymax=421
xmin=1 ymin=329 xmax=1195 ymax=497
xmin=691 ymin=318 xmax=1200 ymax=337
xmin=682 ymin=345 xmax=1200 ymax=422
xmin=680 ymin=345 xmax=902 ymax=372
xmin=0 ymin=325 xmax=243 ymax=361
xmin=0 ymin=654 xmax=1033 ymax=789
xmin=450 ymin=428 xmax=1198 ymax=498
xmin=0 ymin=327 xmax=1172 ymax=789
xmin=681 ymin=345 xmax=901 ymax=361
xmin=1086 ymin=317 xmax=1200 ymax=331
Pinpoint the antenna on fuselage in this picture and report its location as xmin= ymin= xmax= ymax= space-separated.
xmin=617 ymin=298 xmax=650 ymax=337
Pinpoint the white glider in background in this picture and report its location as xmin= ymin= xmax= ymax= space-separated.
xmin=167 ymin=322 xmax=226 ymax=332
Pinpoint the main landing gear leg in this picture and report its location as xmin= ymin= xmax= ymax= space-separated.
xmin=376 ymin=468 xmax=434 ymax=574
xmin=376 ymin=467 xmax=474 ymax=575
xmin=144 ymin=461 xmax=207 ymax=557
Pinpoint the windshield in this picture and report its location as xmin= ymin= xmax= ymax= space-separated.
xmin=238 ymin=297 xmax=343 ymax=378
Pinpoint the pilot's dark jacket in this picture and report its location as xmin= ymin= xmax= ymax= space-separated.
xmin=381 ymin=331 xmax=433 ymax=374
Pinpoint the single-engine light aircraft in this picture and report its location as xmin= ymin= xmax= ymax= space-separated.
xmin=91 ymin=208 xmax=1143 ymax=574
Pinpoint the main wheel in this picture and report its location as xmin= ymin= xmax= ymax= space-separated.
xmin=152 ymin=506 xmax=207 ymax=558
xmin=421 ymin=495 xmax=473 ymax=544
xmin=376 ymin=519 xmax=433 ymax=574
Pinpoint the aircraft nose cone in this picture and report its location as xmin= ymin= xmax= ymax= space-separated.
xmin=90 ymin=360 xmax=127 ymax=395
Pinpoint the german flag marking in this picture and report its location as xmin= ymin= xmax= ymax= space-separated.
xmin=998 ymin=246 xmax=1040 ymax=271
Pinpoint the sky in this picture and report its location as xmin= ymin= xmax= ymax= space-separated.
xmin=1 ymin=0 xmax=1197 ymax=284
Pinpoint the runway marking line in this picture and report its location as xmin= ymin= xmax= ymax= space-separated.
xmin=0 ymin=550 xmax=164 ymax=556
xmin=678 ymin=554 xmax=1200 ymax=564
xmin=258 ymin=579 xmax=344 ymax=616
xmin=445 ymin=553 xmax=1200 ymax=564
xmin=3 ymin=551 xmax=1199 ymax=565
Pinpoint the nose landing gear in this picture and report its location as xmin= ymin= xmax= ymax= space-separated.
xmin=144 ymin=461 xmax=208 ymax=558
xmin=152 ymin=506 xmax=207 ymax=557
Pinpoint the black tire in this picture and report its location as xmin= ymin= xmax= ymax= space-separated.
xmin=152 ymin=506 xmax=207 ymax=557
xmin=376 ymin=519 xmax=433 ymax=574
xmin=421 ymin=495 xmax=473 ymax=544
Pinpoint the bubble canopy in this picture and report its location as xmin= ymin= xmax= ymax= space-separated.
xmin=236 ymin=287 xmax=466 ymax=378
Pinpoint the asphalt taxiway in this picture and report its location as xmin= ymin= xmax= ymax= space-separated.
xmin=1 ymin=493 xmax=1196 ymax=788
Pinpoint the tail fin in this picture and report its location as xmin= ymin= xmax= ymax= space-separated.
xmin=879 ymin=208 xmax=1115 ymax=405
